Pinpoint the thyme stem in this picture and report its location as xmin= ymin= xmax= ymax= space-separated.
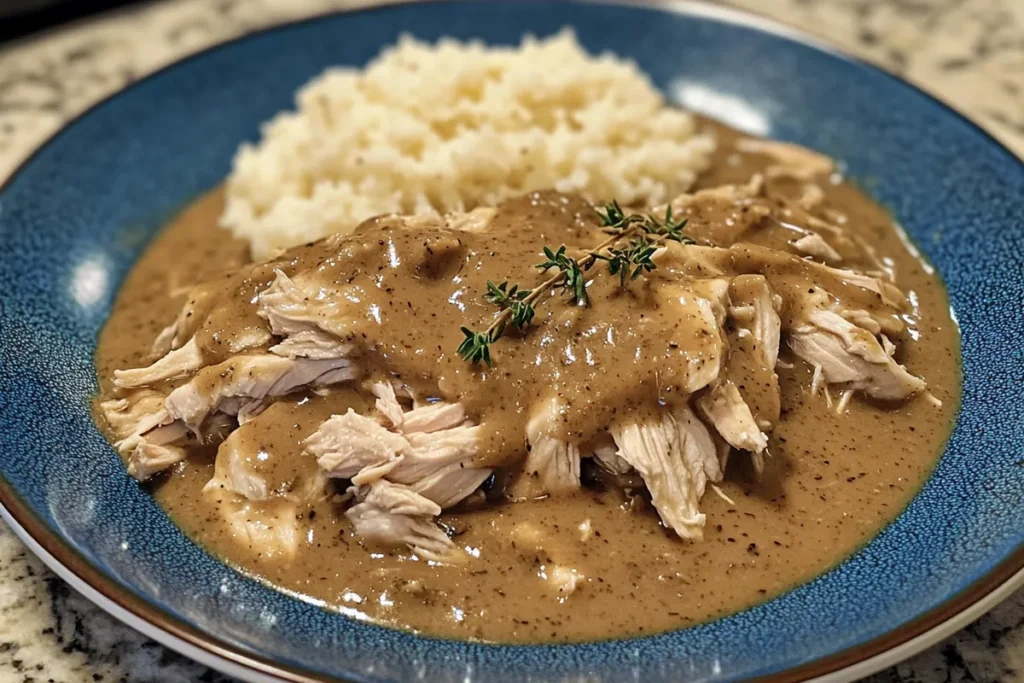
xmin=458 ymin=202 xmax=691 ymax=364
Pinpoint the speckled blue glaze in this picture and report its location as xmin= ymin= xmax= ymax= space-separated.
xmin=1 ymin=2 xmax=1022 ymax=681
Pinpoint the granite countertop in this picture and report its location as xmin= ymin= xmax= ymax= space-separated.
xmin=1 ymin=1 xmax=1022 ymax=681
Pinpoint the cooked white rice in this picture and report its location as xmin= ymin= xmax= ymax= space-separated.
xmin=222 ymin=29 xmax=716 ymax=259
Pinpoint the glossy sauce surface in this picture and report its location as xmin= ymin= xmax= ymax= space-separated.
xmin=95 ymin=122 xmax=960 ymax=643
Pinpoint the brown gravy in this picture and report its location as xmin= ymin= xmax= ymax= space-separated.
xmin=94 ymin=122 xmax=960 ymax=643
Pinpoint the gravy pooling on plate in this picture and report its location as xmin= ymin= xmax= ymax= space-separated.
xmin=94 ymin=121 xmax=959 ymax=643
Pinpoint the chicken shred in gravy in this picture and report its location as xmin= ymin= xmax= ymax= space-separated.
xmin=94 ymin=122 xmax=960 ymax=643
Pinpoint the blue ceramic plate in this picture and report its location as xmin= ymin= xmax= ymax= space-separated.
xmin=1 ymin=2 xmax=1023 ymax=681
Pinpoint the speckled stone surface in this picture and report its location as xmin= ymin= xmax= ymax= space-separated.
xmin=0 ymin=1 xmax=1022 ymax=681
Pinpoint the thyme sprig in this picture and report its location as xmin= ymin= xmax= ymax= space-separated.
xmin=599 ymin=200 xmax=694 ymax=245
xmin=484 ymin=280 xmax=536 ymax=329
xmin=457 ymin=201 xmax=694 ymax=364
xmin=592 ymin=236 xmax=659 ymax=287
xmin=537 ymin=246 xmax=589 ymax=305
xmin=457 ymin=327 xmax=494 ymax=366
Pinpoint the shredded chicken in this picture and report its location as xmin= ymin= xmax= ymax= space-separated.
xmin=666 ymin=174 xmax=764 ymax=210
xmin=698 ymin=382 xmax=769 ymax=471
xmin=676 ymin=243 xmax=906 ymax=337
xmin=104 ymin=352 xmax=356 ymax=482
xmin=654 ymin=279 xmax=730 ymax=394
xmin=736 ymin=138 xmax=834 ymax=180
xmin=346 ymin=480 xmax=455 ymax=561
xmin=797 ymin=183 xmax=826 ymax=210
xmin=373 ymin=383 xmax=467 ymax=434
xmin=794 ymin=233 xmax=842 ymax=263
xmin=842 ymin=309 xmax=884 ymax=336
xmin=100 ymin=391 xmax=168 ymax=438
xmin=399 ymin=426 xmax=483 ymax=485
xmin=165 ymin=355 xmax=356 ymax=433
xmin=306 ymin=382 xmax=491 ymax=537
xmin=511 ymin=397 xmax=581 ymax=498
xmin=446 ymin=206 xmax=496 ymax=233
xmin=408 ymin=463 xmax=492 ymax=510
xmin=593 ymin=444 xmax=632 ymax=475
xmin=113 ymin=337 xmax=203 ymax=388
xmin=697 ymin=274 xmax=780 ymax=473
xmin=126 ymin=434 xmax=189 ymax=481
xmin=307 ymin=409 xmax=408 ymax=483
xmin=205 ymin=429 xmax=272 ymax=500
xmin=100 ymin=167 xmax=936 ymax=562
xmin=100 ymin=393 xmax=189 ymax=480
xmin=655 ymin=175 xmax=769 ymax=246
xmin=219 ymin=499 xmax=301 ymax=559
xmin=611 ymin=406 xmax=722 ymax=540
xmin=309 ymin=407 xmax=488 ymax=499
xmin=789 ymin=307 xmax=925 ymax=400
xmin=150 ymin=322 xmax=178 ymax=359
xmin=258 ymin=270 xmax=356 ymax=354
